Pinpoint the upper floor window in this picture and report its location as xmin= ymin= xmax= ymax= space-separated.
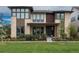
xmin=12 ymin=9 xmax=16 ymax=12
xmin=41 ymin=14 xmax=44 ymax=20
xmin=25 ymin=9 xmax=29 ymax=12
xmin=12 ymin=13 xmax=16 ymax=17
xmin=37 ymin=14 xmax=40 ymax=20
xmin=12 ymin=8 xmax=30 ymax=19
xmin=17 ymin=9 xmax=20 ymax=12
xmin=60 ymin=13 xmax=64 ymax=20
xmin=25 ymin=12 xmax=30 ymax=19
xmin=32 ymin=14 xmax=44 ymax=22
xmin=55 ymin=13 xmax=60 ymax=19
xmin=32 ymin=14 xmax=44 ymax=20
xmin=55 ymin=13 xmax=64 ymax=20
xmin=17 ymin=13 xmax=20 ymax=19
xmin=21 ymin=13 xmax=25 ymax=19
xmin=21 ymin=9 xmax=25 ymax=12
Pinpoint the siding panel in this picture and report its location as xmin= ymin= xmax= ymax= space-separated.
xmin=46 ymin=13 xmax=54 ymax=23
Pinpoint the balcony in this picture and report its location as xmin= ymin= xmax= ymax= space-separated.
xmin=55 ymin=19 xmax=61 ymax=23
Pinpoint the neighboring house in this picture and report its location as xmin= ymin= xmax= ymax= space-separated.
xmin=8 ymin=6 xmax=73 ymax=38
xmin=71 ymin=7 xmax=79 ymax=33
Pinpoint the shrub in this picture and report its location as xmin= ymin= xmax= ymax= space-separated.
xmin=39 ymin=34 xmax=46 ymax=41
xmin=60 ymin=32 xmax=67 ymax=39
xmin=25 ymin=34 xmax=33 ymax=41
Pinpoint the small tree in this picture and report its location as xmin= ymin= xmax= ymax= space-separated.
xmin=0 ymin=13 xmax=7 ymax=42
xmin=69 ymin=24 xmax=77 ymax=39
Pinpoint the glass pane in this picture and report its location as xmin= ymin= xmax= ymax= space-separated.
xmin=21 ymin=26 xmax=24 ymax=34
xmin=32 ymin=14 xmax=35 ymax=19
xmin=21 ymin=13 xmax=24 ymax=19
xmin=25 ymin=9 xmax=29 ymax=12
xmin=17 ymin=27 xmax=21 ymax=35
xmin=12 ymin=13 xmax=16 ymax=16
xmin=25 ymin=13 xmax=29 ymax=18
xmin=21 ymin=9 xmax=25 ymax=12
xmin=41 ymin=14 xmax=44 ymax=20
xmin=17 ymin=9 xmax=20 ymax=12
xmin=55 ymin=13 xmax=60 ymax=19
xmin=12 ymin=9 xmax=16 ymax=12
xmin=61 ymin=13 xmax=64 ymax=20
xmin=17 ymin=13 xmax=20 ymax=19
xmin=37 ymin=14 xmax=40 ymax=20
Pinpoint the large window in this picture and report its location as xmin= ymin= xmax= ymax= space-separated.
xmin=32 ymin=14 xmax=44 ymax=22
xmin=55 ymin=13 xmax=64 ymax=20
xmin=12 ymin=8 xmax=30 ymax=19
xmin=32 ymin=27 xmax=44 ymax=35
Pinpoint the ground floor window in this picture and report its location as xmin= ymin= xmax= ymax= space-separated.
xmin=32 ymin=27 xmax=44 ymax=35
xmin=17 ymin=26 xmax=24 ymax=36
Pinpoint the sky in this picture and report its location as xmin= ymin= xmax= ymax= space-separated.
xmin=0 ymin=6 xmax=11 ymax=20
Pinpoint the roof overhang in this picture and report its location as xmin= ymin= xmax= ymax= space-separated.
xmin=27 ymin=23 xmax=59 ymax=26
xmin=8 ymin=6 xmax=33 ymax=11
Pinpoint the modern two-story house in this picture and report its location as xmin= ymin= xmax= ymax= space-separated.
xmin=8 ymin=6 xmax=73 ymax=38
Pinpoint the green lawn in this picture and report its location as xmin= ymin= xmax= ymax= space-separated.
xmin=0 ymin=41 xmax=79 ymax=53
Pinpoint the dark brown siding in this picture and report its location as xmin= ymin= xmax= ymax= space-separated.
xmin=46 ymin=13 xmax=54 ymax=23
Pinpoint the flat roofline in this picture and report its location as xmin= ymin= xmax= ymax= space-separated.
xmin=8 ymin=6 xmax=32 ymax=8
xmin=8 ymin=6 xmax=73 ymax=13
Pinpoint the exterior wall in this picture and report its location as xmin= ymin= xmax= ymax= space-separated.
xmin=16 ymin=19 xmax=25 ymax=26
xmin=44 ymin=13 xmax=46 ymax=23
xmin=46 ymin=13 xmax=54 ymax=23
xmin=56 ymin=25 xmax=61 ymax=37
xmin=25 ymin=19 xmax=32 ymax=35
xmin=11 ymin=12 xmax=72 ymax=38
xmin=64 ymin=12 xmax=71 ymax=37
xmin=31 ymin=13 xmax=46 ymax=23
xmin=11 ymin=17 xmax=16 ymax=38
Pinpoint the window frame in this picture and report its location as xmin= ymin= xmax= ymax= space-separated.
xmin=55 ymin=12 xmax=65 ymax=20
xmin=12 ymin=8 xmax=30 ymax=20
xmin=32 ymin=13 xmax=44 ymax=22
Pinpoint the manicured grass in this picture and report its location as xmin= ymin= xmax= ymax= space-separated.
xmin=0 ymin=41 xmax=79 ymax=53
